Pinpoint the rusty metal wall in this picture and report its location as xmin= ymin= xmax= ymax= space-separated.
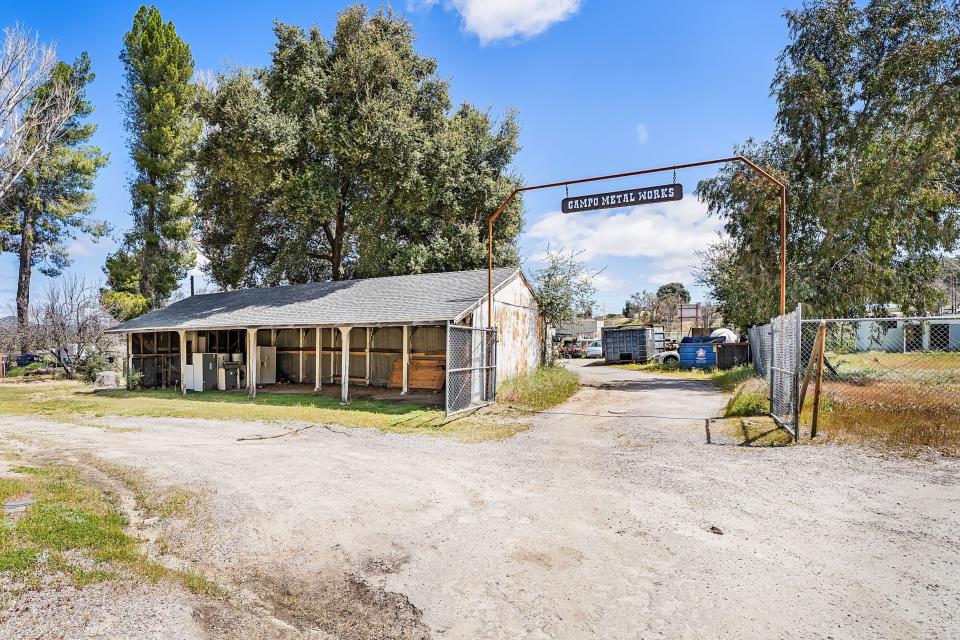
xmin=472 ymin=276 xmax=541 ymax=381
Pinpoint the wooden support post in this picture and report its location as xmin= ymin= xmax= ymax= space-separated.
xmin=126 ymin=333 xmax=133 ymax=390
xmin=401 ymin=325 xmax=410 ymax=395
xmin=811 ymin=325 xmax=827 ymax=439
xmin=314 ymin=327 xmax=321 ymax=391
xmin=365 ymin=327 xmax=371 ymax=385
xmin=178 ymin=330 xmax=187 ymax=395
xmin=704 ymin=418 xmax=711 ymax=444
xmin=798 ymin=321 xmax=826 ymax=413
xmin=298 ymin=328 xmax=304 ymax=383
xmin=339 ymin=327 xmax=352 ymax=405
xmin=247 ymin=328 xmax=258 ymax=399
xmin=328 ymin=328 xmax=335 ymax=384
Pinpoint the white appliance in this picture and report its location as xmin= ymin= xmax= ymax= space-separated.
xmin=257 ymin=346 xmax=276 ymax=385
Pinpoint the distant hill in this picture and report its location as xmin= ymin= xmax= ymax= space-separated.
xmin=0 ymin=316 xmax=14 ymax=329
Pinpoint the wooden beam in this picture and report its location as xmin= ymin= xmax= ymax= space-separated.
xmin=314 ymin=326 xmax=321 ymax=391
xmin=365 ymin=327 xmax=371 ymax=385
xmin=179 ymin=330 xmax=187 ymax=395
xmin=247 ymin=328 xmax=258 ymax=399
xmin=798 ymin=321 xmax=825 ymax=413
xmin=401 ymin=325 xmax=409 ymax=395
xmin=328 ymin=328 xmax=335 ymax=383
xmin=811 ymin=325 xmax=827 ymax=438
xmin=340 ymin=327 xmax=352 ymax=405
xmin=298 ymin=328 xmax=304 ymax=383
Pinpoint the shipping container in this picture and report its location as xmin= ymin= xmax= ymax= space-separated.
xmin=602 ymin=327 xmax=656 ymax=363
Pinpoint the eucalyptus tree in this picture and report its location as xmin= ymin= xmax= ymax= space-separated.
xmin=696 ymin=0 xmax=960 ymax=327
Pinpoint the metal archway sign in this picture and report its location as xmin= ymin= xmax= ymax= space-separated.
xmin=486 ymin=156 xmax=788 ymax=327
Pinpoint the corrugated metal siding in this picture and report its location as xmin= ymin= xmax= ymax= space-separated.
xmin=472 ymin=275 xmax=541 ymax=382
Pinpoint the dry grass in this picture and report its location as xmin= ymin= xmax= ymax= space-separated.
xmin=717 ymin=417 xmax=796 ymax=447
xmin=802 ymin=381 xmax=960 ymax=455
xmin=77 ymin=455 xmax=202 ymax=520
xmin=497 ymin=366 xmax=580 ymax=413
xmin=0 ymin=380 xmax=529 ymax=443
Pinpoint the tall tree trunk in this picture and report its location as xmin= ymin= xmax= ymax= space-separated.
xmin=16 ymin=205 xmax=37 ymax=354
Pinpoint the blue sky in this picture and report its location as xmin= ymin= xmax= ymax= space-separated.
xmin=3 ymin=0 xmax=798 ymax=316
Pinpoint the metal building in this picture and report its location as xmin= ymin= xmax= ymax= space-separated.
xmin=107 ymin=267 xmax=542 ymax=414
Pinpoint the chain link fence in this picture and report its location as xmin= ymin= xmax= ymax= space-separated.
xmin=446 ymin=324 xmax=497 ymax=415
xmin=748 ymin=322 xmax=772 ymax=378
xmin=769 ymin=306 xmax=800 ymax=439
xmin=752 ymin=312 xmax=960 ymax=442
xmin=798 ymin=317 xmax=960 ymax=426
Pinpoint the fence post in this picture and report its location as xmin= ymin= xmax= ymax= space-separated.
xmin=768 ymin=321 xmax=775 ymax=415
xmin=792 ymin=304 xmax=802 ymax=441
xmin=810 ymin=323 xmax=827 ymax=438
xmin=445 ymin=322 xmax=451 ymax=415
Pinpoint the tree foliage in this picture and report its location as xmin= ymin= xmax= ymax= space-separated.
xmin=3 ymin=52 xmax=108 ymax=346
xmin=696 ymin=0 xmax=960 ymax=327
xmin=656 ymin=282 xmax=690 ymax=304
xmin=103 ymin=5 xmax=199 ymax=318
xmin=532 ymin=249 xmax=598 ymax=330
xmin=194 ymin=5 xmax=523 ymax=289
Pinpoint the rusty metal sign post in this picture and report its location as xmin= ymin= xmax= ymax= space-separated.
xmin=486 ymin=156 xmax=788 ymax=328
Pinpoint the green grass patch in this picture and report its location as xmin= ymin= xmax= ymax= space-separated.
xmin=497 ymin=365 xmax=580 ymax=412
xmin=0 ymin=464 xmax=139 ymax=585
xmin=723 ymin=377 xmax=769 ymax=418
xmin=0 ymin=381 xmax=527 ymax=443
xmin=0 ymin=459 xmax=230 ymax=597
xmin=5 ymin=363 xmax=47 ymax=378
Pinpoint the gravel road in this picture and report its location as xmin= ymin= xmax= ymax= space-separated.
xmin=2 ymin=359 xmax=958 ymax=639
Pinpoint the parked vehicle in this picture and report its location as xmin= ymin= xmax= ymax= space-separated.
xmin=559 ymin=339 xmax=585 ymax=358
xmin=585 ymin=339 xmax=603 ymax=358
xmin=653 ymin=350 xmax=679 ymax=365
xmin=16 ymin=353 xmax=43 ymax=368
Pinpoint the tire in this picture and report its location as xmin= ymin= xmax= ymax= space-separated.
xmin=664 ymin=355 xmax=679 ymax=364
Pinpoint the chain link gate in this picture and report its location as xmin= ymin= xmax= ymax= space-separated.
xmin=769 ymin=305 xmax=801 ymax=440
xmin=446 ymin=324 xmax=498 ymax=415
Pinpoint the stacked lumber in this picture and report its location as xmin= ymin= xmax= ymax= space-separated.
xmin=388 ymin=357 xmax=445 ymax=390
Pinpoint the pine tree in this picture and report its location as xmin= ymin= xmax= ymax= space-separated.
xmin=103 ymin=5 xmax=199 ymax=318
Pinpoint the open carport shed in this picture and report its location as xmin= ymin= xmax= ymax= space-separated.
xmin=107 ymin=267 xmax=542 ymax=414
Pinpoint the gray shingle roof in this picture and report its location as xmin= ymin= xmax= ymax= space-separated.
xmin=108 ymin=267 xmax=523 ymax=332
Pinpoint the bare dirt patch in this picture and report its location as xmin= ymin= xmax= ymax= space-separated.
xmin=2 ymin=359 xmax=958 ymax=639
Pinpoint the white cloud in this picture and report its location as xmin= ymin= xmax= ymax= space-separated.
xmin=636 ymin=123 xmax=649 ymax=144
xmin=66 ymin=236 xmax=114 ymax=258
xmin=416 ymin=0 xmax=581 ymax=44
xmin=591 ymin=271 xmax=629 ymax=296
xmin=524 ymin=196 xmax=725 ymax=287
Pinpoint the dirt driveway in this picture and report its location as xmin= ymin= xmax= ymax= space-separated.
xmin=2 ymin=360 xmax=959 ymax=639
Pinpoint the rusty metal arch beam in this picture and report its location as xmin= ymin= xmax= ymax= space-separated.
xmin=486 ymin=156 xmax=788 ymax=327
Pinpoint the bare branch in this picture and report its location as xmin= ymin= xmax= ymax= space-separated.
xmin=0 ymin=23 xmax=79 ymax=198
